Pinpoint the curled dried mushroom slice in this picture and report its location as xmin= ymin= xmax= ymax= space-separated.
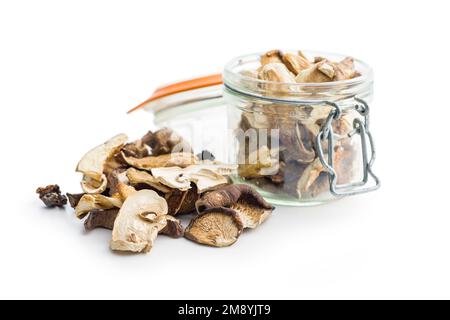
xmin=110 ymin=190 xmax=168 ymax=253
xmin=75 ymin=194 xmax=122 ymax=219
xmin=260 ymin=50 xmax=283 ymax=66
xmin=151 ymin=164 xmax=236 ymax=193
xmin=196 ymin=184 xmax=274 ymax=229
xmin=121 ymin=140 xmax=149 ymax=158
xmin=165 ymin=185 xmax=199 ymax=216
xmin=282 ymin=52 xmax=311 ymax=75
xmin=141 ymin=127 xmax=192 ymax=155
xmin=295 ymin=61 xmax=334 ymax=83
xmin=36 ymin=184 xmax=67 ymax=208
xmin=122 ymin=152 xmax=197 ymax=170
xmin=126 ymin=168 xmax=172 ymax=193
xmin=76 ymin=134 xmax=128 ymax=194
xmin=184 ymin=207 xmax=244 ymax=247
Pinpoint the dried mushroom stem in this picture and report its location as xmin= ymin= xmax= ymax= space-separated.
xmin=84 ymin=209 xmax=119 ymax=231
xmin=36 ymin=185 xmax=67 ymax=208
xmin=184 ymin=207 xmax=244 ymax=247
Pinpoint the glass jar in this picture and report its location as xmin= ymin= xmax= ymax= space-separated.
xmin=223 ymin=51 xmax=380 ymax=206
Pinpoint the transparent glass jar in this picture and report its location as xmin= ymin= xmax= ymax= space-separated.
xmin=223 ymin=51 xmax=380 ymax=206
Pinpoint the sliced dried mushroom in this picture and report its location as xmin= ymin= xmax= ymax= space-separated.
xmin=282 ymin=52 xmax=311 ymax=75
xmin=238 ymin=145 xmax=279 ymax=178
xmin=117 ymin=183 xmax=137 ymax=201
xmin=122 ymin=152 xmax=197 ymax=170
xmin=259 ymin=62 xmax=296 ymax=85
xmin=106 ymin=168 xmax=128 ymax=197
xmin=260 ymin=49 xmax=283 ymax=66
xmin=295 ymin=61 xmax=334 ymax=83
xmin=76 ymin=134 xmax=128 ymax=194
xmin=126 ymin=168 xmax=172 ymax=193
xmin=151 ymin=164 xmax=236 ymax=193
xmin=332 ymin=57 xmax=361 ymax=81
xmin=196 ymin=184 xmax=274 ymax=229
xmin=110 ymin=189 xmax=168 ymax=253
xmin=36 ymin=185 xmax=67 ymax=208
xmin=296 ymin=157 xmax=325 ymax=197
xmin=84 ymin=209 xmax=119 ymax=231
xmin=157 ymin=215 xmax=184 ymax=238
xmin=184 ymin=207 xmax=244 ymax=247
xmin=75 ymin=194 xmax=122 ymax=219
xmin=66 ymin=192 xmax=85 ymax=209
xmin=141 ymin=127 xmax=192 ymax=155
xmin=121 ymin=140 xmax=149 ymax=158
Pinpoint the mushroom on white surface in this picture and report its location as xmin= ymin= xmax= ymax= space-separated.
xmin=76 ymin=134 xmax=128 ymax=194
xmin=75 ymin=194 xmax=123 ymax=219
xmin=110 ymin=190 xmax=168 ymax=253
xmin=121 ymin=152 xmax=197 ymax=170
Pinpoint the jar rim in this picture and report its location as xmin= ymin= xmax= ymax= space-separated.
xmin=223 ymin=50 xmax=373 ymax=101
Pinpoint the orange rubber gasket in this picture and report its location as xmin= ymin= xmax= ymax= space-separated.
xmin=127 ymin=74 xmax=223 ymax=114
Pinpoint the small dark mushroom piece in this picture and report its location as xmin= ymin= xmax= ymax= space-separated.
xmin=121 ymin=140 xmax=149 ymax=158
xmin=36 ymin=184 xmax=67 ymax=208
xmin=159 ymin=216 xmax=184 ymax=238
xmin=66 ymin=192 xmax=85 ymax=209
xmin=165 ymin=185 xmax=199 ymax=216
xmin=84 ymin=209 xmax=119 ymax=231
xmin=184 ymin=207 xmax=244 ymax=247
xmin=141 ymin=127 xmax=192 ymax=156
xmin=195 ymin=184 xmax=274 ymax=229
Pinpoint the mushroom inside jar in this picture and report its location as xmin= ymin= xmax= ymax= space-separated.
xmin=229 ymin=50 xmax=366 ymax=201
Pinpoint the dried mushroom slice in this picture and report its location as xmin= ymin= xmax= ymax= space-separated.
xmin=36 ymin=184 xmax=67 ymax=208
xmin=106 ymin=168 xmax=128 ymax=196
xmin=66 ymin=193 xmax=85 ymax=208
xmin=158 ymin=215 xmax=184 ymax=238
xmin=75 ymin=194 xmax=122 ymax=219
xmin=296 ymin=158 xmax=325 ymax=197
xmin=117 ymin=183 xmax=137 ymax=201
xmin=84 ymin=209 xmax=119 ymax=231
xmin=184 ymin=207 xmax=244 ymax=247
xmin=110 ymin=190 xmax=168 ymax=253
xmin=260 ymin=50 xmax=283 ymax=66
xmin=151 ymin=164 xmax=236 ymax=193
xmin=126 ymin=168 xmax=172 ymax=193
xmin=238 ymin=145 xmax=279 ymax=178
xmin=332 ymin=57 xmax=360 ymax=81
xmin=295 ymin=61 xmax=334 ymax=83
xmin=76 ymin=134 xmax=128 ymax=194
xmin=121 ymin=140 xmax=149 ymax=158
xmin=141 ymin=127 xmax=192 ymax=155
xmin=258 ymin=63 xmax=296 ymax=87
xmin=282 ymin=52 xmax=311 ymax=75
xmin=196 ymin=184 xmax=274 ymax=229
xmin=121 ymin=152 xmax=197 ymax=170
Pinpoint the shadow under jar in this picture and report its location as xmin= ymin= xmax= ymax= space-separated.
xmin=223 ymin=51 xmax=380 ymax=206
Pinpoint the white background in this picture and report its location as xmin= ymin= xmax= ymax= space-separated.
xmin=0 ymin=0 xmax=449 ymax=300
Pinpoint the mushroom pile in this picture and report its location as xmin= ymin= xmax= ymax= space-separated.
xmin=37 ymin=128 xmax=275 ymax=254
xmin=236 ymin=50 xmax=360 ymax=199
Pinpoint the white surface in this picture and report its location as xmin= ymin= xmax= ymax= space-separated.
xmin=0 ymin=0 xmax=449 ymax=300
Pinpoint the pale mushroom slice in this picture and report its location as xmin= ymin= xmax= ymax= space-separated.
xmin=75 ymin=194 xmax=123 ymax=219
xmin=139 ymin=213 xmax=184 ymax=238
xmin=282 ymin=52 xmax=311 ymax=75
xmin=238 ymin=145 xmax=280 ymax=178
xmin=260 ymin=50 xmax=283 ymax=66
xmin=76 ymin=134 xmax=128 ymax=194
xmin=295 ymin=60 xmax=335 ymax=83
xmin=121 ymin=152 xmax=198 ymax=171
xmin=110 ymin=190 xmax=168 ymax=253
xmin=296 ymin=158 xmax=325 ymax=197
xmin=332 ymin=57 xmax=361 ymax=81
xmin=151 ymin=164 xmax=237 ymax=193
xmin=184 ymin=207 xmax=244 ymax=247
xmin=126 ymin=168 xmax=172 ymax=193
xmin=195 ymin=184 xmax=274 ymax=229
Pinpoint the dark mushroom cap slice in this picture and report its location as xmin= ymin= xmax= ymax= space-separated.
xmin=184 ymin=207 xmax=244 ymax=247
xmin=195 ymin=184 xmax=274 ymax=229
xmin=84 ymin=208 xmax=119 ymax=231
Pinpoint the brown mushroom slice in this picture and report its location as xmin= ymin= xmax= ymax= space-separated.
xmin=75 ymin=194 xmax=123 ymax=219
xmin=66 ymin=193 xmax=85 ymax=209
xmin=195 ymin=184 xmax=274 ymax=229
xmin=121 ymin=152 xmax=197 ymax=170
xmin=141 ymin=127 xmax=192 ymax=155
xmin=151 ymin=164 xmax=236 ymax=193
xmin=282 ymin=52 xmax=311 ymax=75
xmin=184 ymin=207 xmax=244 ymax=247
xmin=121 ymin=140 xmax=149 ymax=158
xmin=106 ymin=168 xmax=128 ymax=196
xmin=84 ymin=209 xmax=119 ymax=231
xmin=76 ymin=134 xmax=128 ymax=194
xmin=126 ymin=168 xmax=171 ymax=193
xmin=110 ymin=190 xmax=168 ymax=253
xmin=260 ymin=50 xmax=283 ymax=66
